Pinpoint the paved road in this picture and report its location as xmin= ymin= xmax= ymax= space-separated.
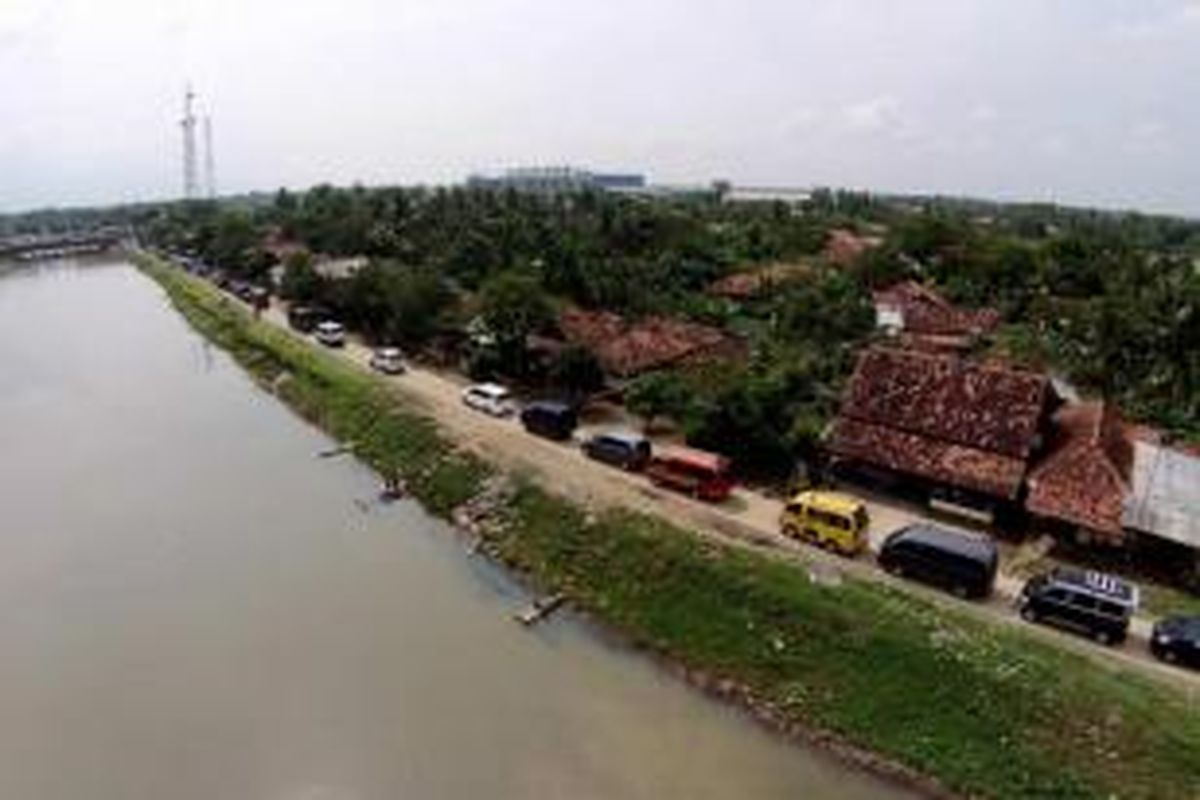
xmin=257 ymin=299 xmax=1198 ymax=693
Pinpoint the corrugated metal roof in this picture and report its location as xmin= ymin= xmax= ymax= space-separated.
xmin=1123 ymin=441 xmax=1200 ymax=548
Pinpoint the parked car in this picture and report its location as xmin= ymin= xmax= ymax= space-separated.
xmin=369 ymin=347 xmax=406 ymax=375
xmin=878 ymin=523 xmax=998 ymax=599
xmin=645 ymin=447 xmax=734 ymax=502
xmin=519 ymin=401 xmax=577 ymax=441
xmin=582 ymin=431 xmax=652 ymax=471
xmin=780 ymin=490 xmax=869 ymax=557
xmin=228 ymin=279 xmax=251 ymax=299
xmin=287 ymin=305 xmax=323 ymax=333
xmin=1018 ymin=568 xmax=1138 ymax=645
xmin=315 ymin=320 xmax=346 ymax=347
xmin=461 ymin=383 xmax=515 ymax=417
xmin=1150 ymin=615 xmax=1200 ymax=667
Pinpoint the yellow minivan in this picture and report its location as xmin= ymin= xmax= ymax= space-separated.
xmin=780 ymin=491 xmax=870 ymax=556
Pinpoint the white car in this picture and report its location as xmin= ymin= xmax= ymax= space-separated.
xmin=315 ymin=321 xmax=346 ymax=347
xmin=461 ymin=382 xmax=515 ymax=417
xmin=369 ymin=347 xmax=406 ymax=374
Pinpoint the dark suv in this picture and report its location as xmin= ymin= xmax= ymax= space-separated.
xmin=1018 ymin=568 xmax=1138 ymax=645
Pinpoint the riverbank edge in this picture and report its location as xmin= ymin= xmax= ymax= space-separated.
xmin=135 ymin=253 xmax=1198 ymax=800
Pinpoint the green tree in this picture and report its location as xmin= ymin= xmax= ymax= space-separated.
xmin=626 ymin=371 xmax=695 ymax=433
xmin=279 ymin=251 xmax=323 ymax=303
xmin=479 ymin=270 xmax=552 ymax=375
xmin=550 ymin=346 xmax=606 ymax=400
xmin=383 ymin=264 xmax=453 ymax=346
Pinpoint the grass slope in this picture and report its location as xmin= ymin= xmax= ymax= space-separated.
xmin=138 ymin=253 xmax=1199 ymax=800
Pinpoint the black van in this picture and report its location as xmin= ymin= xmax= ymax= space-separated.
xmin=582 ymin=431 xmax=652 ymax=471
xmin=1019 ymin=568 xmax=1138 ymax=645
xmin=519 ymin=401 xmax=577 ymax=441
xmin=878 ymin=524 xmax=999 ymax=599
xmin=287 ymin=305 xmax=323 ymax=333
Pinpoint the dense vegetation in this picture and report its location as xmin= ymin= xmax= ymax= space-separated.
xmin=140 ymin=254 xmax=1200 ymax=800
xmin=12 ymin=183 xmax=1200 ymax=474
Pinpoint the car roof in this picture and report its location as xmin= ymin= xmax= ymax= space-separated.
xmin=469 ymin=382 xmax=509 ymax=396
xmin=1158 ymin=615 xmax=1200 ymax=635
xmin=525 ymin=400 xmax=573 ymax=414
xmin=1047 ymin=568 xmax=1137 ymax=604
xmin=376 ymin=347 xmax=402 ymax=355
xmin=889 ymin=524 xmax=997 ymax=562
xmin=317 ymin=320 xmax=342 ymax=328
xmin=789 ymin=490 xmax=864 ymax=516
xmin=653 ymin=446 xmax=730 ymax=473
xmin=594 ymin=430 xmax=648 ymax=447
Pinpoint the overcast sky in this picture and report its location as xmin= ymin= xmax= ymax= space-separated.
xmin=2 ymin=0 xmax=1200 ymax=214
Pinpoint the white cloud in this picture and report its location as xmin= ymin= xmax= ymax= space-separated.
xmin=842 ymin=97 xmax=903 ymax=134
xmin=2 ymin=1 xmax=1200 ymax=214
xmin=969 ymin=103 xmax=999 ymax=124
xmin=1124 ymin=120 xmax=1172 ymax=155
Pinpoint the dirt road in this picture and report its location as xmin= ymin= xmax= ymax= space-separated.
xmin=261 ymin=302 xmax=1199 ymax=693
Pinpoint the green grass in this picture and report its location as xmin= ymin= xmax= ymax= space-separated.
xmin=138 ymin=254 xmax=1200 ymax=800
xmin=490 ymin=487 xmax=1200 ymax=800
xmin=1141 ymin=582 xmax=1200 ymax=619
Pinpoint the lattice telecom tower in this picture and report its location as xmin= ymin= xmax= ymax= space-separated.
xmin=203 ymin=114 xmax=216 ymax=199
xmin=180 ymin=84 xmax=199 ymax=200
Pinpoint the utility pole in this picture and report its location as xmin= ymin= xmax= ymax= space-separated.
xmin=203 ymin=114 xmax=216 ymax=199
xmin=181 ymin=84 xmax=198 ymax=200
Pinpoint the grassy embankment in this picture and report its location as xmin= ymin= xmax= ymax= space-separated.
xmin=138 ymin=252 xmax=1199 ymax=800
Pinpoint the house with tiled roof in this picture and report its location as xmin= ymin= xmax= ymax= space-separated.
xmin=706 ymin=262 xmax=811 ymax=300
xmin=873 ymin=281 xmax=1001 ymax=351
xmin=557 ymin=308 xmax=746 ymax=379
xmin=1025 ymin=403 xmax=1134 ymax=545
xmin=827 ymin=347 xmax=1059 ymax=502
xmin=824 ymin=228 xmax=883 ymax=267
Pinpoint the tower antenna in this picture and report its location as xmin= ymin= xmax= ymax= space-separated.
xmin=181 ymin=84 xmax=198 ymax=200
xmin=203 ymin=114 xmax=216 ymax=199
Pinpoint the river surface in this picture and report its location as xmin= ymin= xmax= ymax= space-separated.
xmin=0 ymin=258 xmax=912 ymax=800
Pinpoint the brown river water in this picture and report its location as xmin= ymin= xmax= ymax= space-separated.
xmin=0 ymin=258 xmax=914 ymax=800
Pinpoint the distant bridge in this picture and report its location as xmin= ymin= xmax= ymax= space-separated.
xmin=0 ymin=229 xmax=130 ymax=260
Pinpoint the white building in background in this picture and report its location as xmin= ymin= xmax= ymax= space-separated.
xmin=466 ymin=166 xmax=645 ymax=194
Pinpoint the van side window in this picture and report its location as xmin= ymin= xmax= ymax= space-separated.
xmin=1071 ymin=593 xmax=1097 ymax=611
xmin=1045 ymin=588 xmax=1070 ymax=603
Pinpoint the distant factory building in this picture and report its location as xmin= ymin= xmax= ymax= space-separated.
xmin=466 ymin=166 xmax=646 ymax=194
xmin=722 ymin=186 xmax=813 ymax=205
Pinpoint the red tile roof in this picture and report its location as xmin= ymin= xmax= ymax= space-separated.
xmin=830 ymin=419 xmax=1029 ymax=498
xmin=825 ymin=229 xmax=883 ymax=266
xmin=827 ymin=347 xmax=1055 ymax=498
xmin=1025 ymin=403 xmax=1133 ymax=537
xmin=706 ymin=262 xmax=811 ymax=299
xmin=558 ymin=309 xmax=745 ymax=377
xmin=873 ymin=281 xmax=1000 ymax=338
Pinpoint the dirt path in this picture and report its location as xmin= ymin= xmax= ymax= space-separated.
xmin=262 ymin=302 xmax=1199 ymax=693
